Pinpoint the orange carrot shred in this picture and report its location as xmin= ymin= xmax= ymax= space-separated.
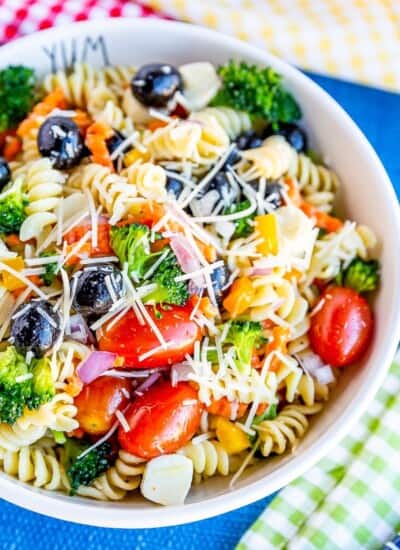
xmin=85 ymin=121 xmax=114 ymax=171
xmin=17 ymin=87 xmax=68 ymax=138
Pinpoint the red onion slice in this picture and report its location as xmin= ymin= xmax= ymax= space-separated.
xmin=171 ymin=362 xmax=194 ymax=386
xmin=133 ymin=372 xmax=161 ymax=396
xmin=77 ymin=351 xmax=118 ymax=384
xmin=67 ymin=313 xmax=95 ymax=345
xmin=314 ymin=365 xmax=335 ymax=385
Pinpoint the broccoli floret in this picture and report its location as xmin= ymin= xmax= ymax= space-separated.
xmin=0 ymin=181 xmax=28 ymax=234
xmin=335 ymin=257 xmax=380 ymax=293
xmin=26 ymin=357 xmax=55 ymax=410
xmin=224 ymin=321 xmax=266 ymax=374
xmin=0 ymin=66 xmax=37 ymax=132
xmin=211 ymin=61 xmax=301 ymax=126
xmin=39 ymin=252 xmax=58 ymax=286
xmin=0 ymin=346 xmax=32 ymax=424
xmin=110 ymin=223 xmax=160 ymax=282
xmin=224 ymin=200 xmax=255 ymax=238
xmin=144 ymin=249 xmax=189 ymax=306
xmin=0 ymin=347 xmax=55 ymax=424
xmin=63 ymin=438 xmax=112 ymax=494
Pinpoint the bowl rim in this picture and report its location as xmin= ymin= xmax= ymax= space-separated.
xmin=1 ymin=17 xmax=400 ymax=529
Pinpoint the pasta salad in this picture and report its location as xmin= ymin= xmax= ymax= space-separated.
xmin=0 ymin=60 xmax=379 ymax=505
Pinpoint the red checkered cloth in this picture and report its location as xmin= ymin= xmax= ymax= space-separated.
xmin=0 ymin=0 xmax=167 ymax=43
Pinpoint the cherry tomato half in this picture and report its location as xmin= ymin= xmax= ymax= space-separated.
xmin=97 ymin=304 xmax=201 ymax=368
xmin=118 ymin=381 xmax=202 ymax=459
xmin=309 ymin=286 xmax=373 ymax=367
xmin=75 ymin=377 xmax=131 ymax=435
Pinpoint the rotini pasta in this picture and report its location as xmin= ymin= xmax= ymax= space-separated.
xmin=288 ymin=151 xmax=340 ymax=213
xmin=68 ymin=163 xmax=138 ymax=224
xmin=122 ymin=161 xmax=167 ymax=202
xmin=239 ymin=135 xmax=295 ymax=180
xmin=16 ymin=392 xmax=78 ymax=433
xmin=189 ymin=107 xmax=252 ymax=140
xmin=257 ymin=403 xmax=323 ymax=457
xmin=0 ymin=437 xmax=66 ymax=490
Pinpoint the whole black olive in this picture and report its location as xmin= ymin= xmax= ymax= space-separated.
xmin=166 ymin=174 xmax=184 ymax=199
xmin=0 ymin=158 xmax=11 ymax=191
xmin=72 ymin=265 xmax=125 ymax=316
xmin=131 ymin=63 xmax=183 ymax=108
xmin=10 ymin=299 xmax=61 ymax=357
xmin=236 ymin=130 xmax=263 ymax=151
xmin=264 ymin=123 xmax=307 ymax=153
xmin=37 ymin=116 xmax=85 ymax=169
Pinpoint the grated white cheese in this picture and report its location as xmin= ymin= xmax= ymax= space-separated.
xmin=115 ymin=410 xmax=130 ymax=432
xmin=84 ymin=188 xmax=98 ymax=249
xmin=15 ymin=373 xmax=34 ymax=383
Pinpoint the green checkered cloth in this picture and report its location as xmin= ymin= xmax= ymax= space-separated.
xmin=238 ymin=355 xmax=400 ymax=550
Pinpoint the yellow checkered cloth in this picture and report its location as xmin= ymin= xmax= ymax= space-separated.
xmin=146 ymin=0 xmax=400 ymax=92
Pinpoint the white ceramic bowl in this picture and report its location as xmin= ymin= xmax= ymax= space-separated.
xmin=1 ymin=18 xmax=400 ymax=528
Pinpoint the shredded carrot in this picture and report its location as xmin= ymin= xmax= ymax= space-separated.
xmin=256 ymin=403 xmax=269 ymax=415
xmin=147 ymin=119 xmax=169 ymax=132
xmin=85 ymin=121 xmax=114 ymax=171
xmin=4 ymin=233 xmax=23 ymax=248
xmin=17 ymin=87 xmax=68 ymax=138
xmin=284 ymin=176 xmax=343 ymax=233
xmin=125 ymin=201 xmax=165 ymax=227
xmin=300 ymin=202 xmax=343 ymax=233
xmin=284 ymin=176 xmax=302 ymax=205
xmin=73 ymin=109 xmax=92 ymax=135
xmin=284 ymin=268 xmax=303 ymax=281
xmin=207 ymin=397 xmax=248 ymax=420
xmin=3 ymin=135 xmax=22 ymax=161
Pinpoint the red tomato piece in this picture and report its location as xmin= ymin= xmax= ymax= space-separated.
xmin=309 ymin=286 xmax=373 ymax=367
xmin=75 ymin=377 xmax=131 ymax=435
xmin=118 ymin=381 xmax=202 ymax=458
xmin=64 ymin=215 xmax=112 ymax=257
xmin=97 ymin=304 xmax=201 ymax=368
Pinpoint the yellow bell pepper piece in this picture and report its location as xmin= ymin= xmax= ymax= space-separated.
xmin=1 ymin=257 xmax=25 ymax=291
xmin=215 ymin=416 xmax=251 ymax=454
xmin=222 ymin=276 xmax=255 ymax=318
xmin=124 ymin=149 xmax=151 ymax=167
xmin=255 ymin=213 xmax=279 ymax=255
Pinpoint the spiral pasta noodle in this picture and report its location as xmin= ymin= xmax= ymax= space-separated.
xmin=75 ymin=451 xmax=145 ymax=501
xmin=0 ymin=423 xmax=46 ymax=451
xmin=257 ymin=403 xmax=322 ymax=457
xmin=122 ymin=161 xmax=167 ymax=202
xmin=239 ymin=135 xmax=295 ymax=180
xmin=0 ymin=437 xmax=67 ymax=490
xmin=143 ymin=118 xmax=230 ymax=166
xmin=43 ymin=63 xmax=136 ymax=108
xmin=288 ymin=152 xmax=340 ymax=213
xmin=50 ymin=340 xmax=91 ymax=392
xmin=249 ymin=274 xmax=310 ymax=341
xmin=68 ymin=163 xmax=137 ymax=224
xmin=189 ymin=107 xmax=252 ymax=140
xmin=16 ymin=392 xmax=79 ymax=433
